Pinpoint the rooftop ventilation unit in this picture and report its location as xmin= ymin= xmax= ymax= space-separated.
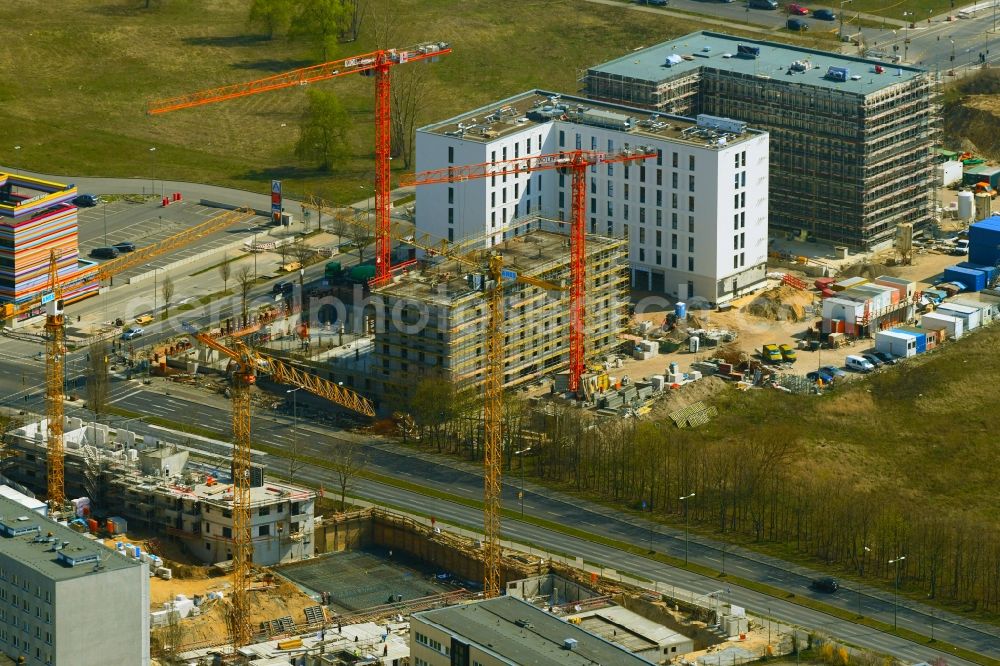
xmin=0 ymin=520 xmax=40 ymax=538
xmin=57 ymin=551 xmax=101 ymax=568
xmin=736 ymin=44 xmax=760 ymax=59
xmin=563 ymin=638 xmax=579 ymax=651
xmin=696 ymin=114 xmax=746 ymax=135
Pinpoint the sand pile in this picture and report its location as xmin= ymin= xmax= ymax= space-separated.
xmin=741 ymin=285 xmax=814 ymax=322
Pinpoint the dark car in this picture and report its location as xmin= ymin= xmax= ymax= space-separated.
xmin=806 ymin=370 xmax=835 ymax=385
xmin=113 ymin=242 xmax=136 ymax=253
xmin=787 ymin=17 xmax=809 ymax=30
xmin=73 ymin=194 xmax=101 ymax=207
xmin=89 ymin=247 xmax=120 ymax=260
xmin=871 ymin=350 xmax=897 ymax=365
xmin=811 ymin=577 xmax=839 ymax=593
xmin=748 ymin=0 xmax=778 ymax=8
xmin=814 ymin=8 xmax=836 ymax=20
xmin=635 ymin=0 xmax=668 ymax=4
xmin=861 ymin=353 xmax=884 ymax=368
xmin=272 ymin=281 xmax=294 ymax=295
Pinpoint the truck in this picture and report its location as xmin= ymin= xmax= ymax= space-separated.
xmin=779 ymin=344 xmax=797 ymax=363
xmin=762 ymin=343 xmax=782 ymax=363
xmin=324 ymin=261 xmax=343 ymax=281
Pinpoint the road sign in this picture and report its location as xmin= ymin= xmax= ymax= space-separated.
xmin=501 ymin=269 xmax=517 ymax=281
xmin=271 ymin=180 xmax=282 ymax=224
xmin=40 ymin=292 xmax=55 ymax=305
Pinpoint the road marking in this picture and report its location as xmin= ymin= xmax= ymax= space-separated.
xmin=109 ymin=389 xmax=142 ymax=405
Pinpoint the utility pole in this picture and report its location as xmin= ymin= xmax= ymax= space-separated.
xmin=839 ymin=0 xmax=853 ymax=42
xmin=889 ymin=555 xmax=906 ymax=630
xmin=858 ymin=545 xmax=870 ymax=617
xmin=514 ymin=447 xmax=531 ymax=518
xmin=679 ymin=492 xmax=695 ymax=565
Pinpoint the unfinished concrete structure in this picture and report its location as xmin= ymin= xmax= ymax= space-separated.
xmin=370 ymin=226 xmax=628 ymax=397
xmin=0 ymin=495 xmax=150 ymax=665
xmin=4 ymin=418 xmax=315 ymax=566
xmin=585 ymin=31 xmax=937 ymax=249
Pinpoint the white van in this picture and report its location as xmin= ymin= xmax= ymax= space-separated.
xmin=845 ymin=355 xmax=875 ymax=373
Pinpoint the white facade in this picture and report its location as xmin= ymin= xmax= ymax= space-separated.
xmin=415 ymin=91 xmax=769 ymax=305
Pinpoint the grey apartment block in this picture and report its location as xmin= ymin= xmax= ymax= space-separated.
xmin=0 ymin=496 xmax=150 ymax=665
xmin=586 ymin=31 xmax=937 ymax=249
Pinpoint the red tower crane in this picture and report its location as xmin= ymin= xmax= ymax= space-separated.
xmin=147 ymin=42 xmax=451 ymax=285
xmin=401 ymin=146 xmax=657 ymax=393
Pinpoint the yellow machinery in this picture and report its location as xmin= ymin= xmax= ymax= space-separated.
xmin=186 ymin=329 xmax=373 ymax=645
xmin=2 ymin=207 xmax=256 ymax=511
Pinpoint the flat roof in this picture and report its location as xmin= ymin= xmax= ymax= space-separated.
xmin=567 ymin=606 xmax=691 ymax=651
xmin=421 ymin=89 xmax=763 ymax=146
xmin=414 ymin=596 xmax=653 ymax=665
xmin=0 ymin=496 xmax=140 ymax=582
xmin=374 ymin=226 xmax=624 ymax=305
xmin=589 ymin=31 xmax=925 ymax=96
xmin=0 ymin=171 xmax=78 ymax=220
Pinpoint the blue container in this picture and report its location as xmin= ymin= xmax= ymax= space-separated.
xmin=891 ymin=328 xmax=926 ymax=354
xmin=675 ymin=302 xmax=687 ymax=320
xmin=957 ymin=262 xmax=997 ymax=286
xmin=943 ymin=266 xmax=986 ymax=292
xmin=969 ymin=216 xmax=1000 ymax=267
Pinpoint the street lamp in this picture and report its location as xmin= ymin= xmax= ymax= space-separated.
xmin=889 ymin=555 xmax=906 ymax=630
xmin=858 ymin=545 xmax=870 ymax=617
xmin=103 ymin=197 xmax=109 ymax=247
xmin=149 ymin=147 xmax=157 ymax=198
xmin=838 ymin=0 xmax=853 ymax=42
xmin=514 ymin=446 xmax=532 ymax=518
xmin=13 ymin=145 xmax=20 ymax=175
xmin=679 ymin=492 xmax=695 ymax=565
xmin=902 ymin=13 xmax=912 ymax=62
xmin=287 ymin=387 xmax=302 ymax=477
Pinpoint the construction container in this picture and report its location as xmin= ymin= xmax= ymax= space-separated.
xmin=943 ymin=265 xmax=986 ymax=292
xmin=831 ymin=276 xmax=868 ymax=292
xmin=956 ymin=262 xmax=997 ymax=286
xmin=964 ymin=165 xmax=1000 ymax=190
xmin=936 ymin=302 xmax=983 ymax=330
xmin=969 ymin=216 xmax=1000 ymax=266
xmin=876 ymin=330 xmax=917 ymax=358
xmin=874 ymin=275 xmax=916 ymax=301
xmin=921 ymin=312 xmax=964 ymax=340
xmin=890 ymin=328 xmax=926 ymax=353
xmin=348 ymin=264 xmax=377 ymax=284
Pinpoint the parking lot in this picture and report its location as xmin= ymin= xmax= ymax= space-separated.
xmin=75 ymin=198 xmax=268 ymax=281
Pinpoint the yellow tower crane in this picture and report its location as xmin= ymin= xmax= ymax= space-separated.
xmin=301 ymin=196 xmax=563 ymax=597
xmin=2 ymin=207 xmax=257 ymax=510
xmin=185 ymin=328 xmax=374 ymax=648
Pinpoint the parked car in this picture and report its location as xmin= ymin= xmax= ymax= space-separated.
xmin=635 ymin=0 xmax=668 ymax=5
xmin=861 ymin=353 xmax=884 ymax=369
xmin=787 ymin=3 xmax=808 ymax=14
xmin=73 ymin=193 xmax=101 ymax=207
xmin=814 ymin=8 xmax=836 ymax=19
xmin=112 ymin=242 xmax=136 ymax=253
xmin=810 ymin=577 xmax=839 ymax=593
xmin=806 ymin=370 xmax=835 ymax=385
xmin=121 ymin=326 xmax=144 ymax=341
xmin=748 ymin=0 xmax=778 ymax=8
xmin=89 ymin=246 xmax=120 ymax=259
xmin=762 ymin=343 xmax=783 ymax=363
xmin=845 ymin=355 xmax=875 ymax=372
xmin=779 ymin=344 xmax=797 ymax=363
xmin=871 ymin=351 xmax=897 ymax=365
xmin=787 ymin=17 xmax=809 ymax=30
xmin=952 ymin=239 xmax=970 ymax=255
xmin=134 ymin=315 xmax=154 ymax=325
xmin=819 ymin=365 xmax=847 ymax=379
xmin=272 ymin=281 xmax=294 ymax=295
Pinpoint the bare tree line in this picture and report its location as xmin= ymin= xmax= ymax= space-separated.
xmin=402 ymin=378 xmax=1000 ymax=614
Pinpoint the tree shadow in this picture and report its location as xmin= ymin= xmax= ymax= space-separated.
xmin=231 ymin=59 xmax=315 ymax=73
xmin=241 ymin=166 xmax=330 ymax=181
xmin=181 ymin=34 xmax=270 ymax=48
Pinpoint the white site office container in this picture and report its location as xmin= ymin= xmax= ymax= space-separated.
xmin=935 ymin=303 xmax=982 ymax=330
xmin=921 ymin=312 xmax=964 ymax=340
xmin=875 ymin=330 xmax=917 ymax=358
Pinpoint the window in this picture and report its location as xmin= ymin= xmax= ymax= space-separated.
xmin=740 ymin=232 xmax=745 ymax=249
xmin=502 ymin=146 xmax=507 ymax=160
xmin=623 ymin=184 xmax=629 ymax=200
xmin=734 ymin=194 xmax=740 ymax=208
xmin=623 ymin=204 xmax=629 ymax=221
xmin=205 ymin=542 xmax=211 ymax=551
xmin=741 ymin=150 xmax=747 ymax=167
xmin=607 ymin=201 xmax=613 ymax=216
xmin=688 ymin=154 xmax=695 ymax=170
xmin=559 ymin=130 xmax=565 ymax=147
xmin=657 ymin=149 xmax=663 ymax=166
xmin=259 ymin=506 xmax=270 ymax=517
xmin=741 ymin=212 xmax=746 ymax=228
xmin=623 ymin=224 xmax=629 ymax=240
xmin=527 ymin=137 xmax=532 ymax=152
xmin=734 ymin=236 xmax=739 ymax=251
xmin=689 ymin=175 xmax=695 ymax=192
xmin=447 ymin=146 xmax=454 ymax=163
xmin=639 ymin=228 xmax=646 ymax=243
xmin=735 ymin=153 xmax=740 ymax=168
xmin=590 ymin=178 xmax=596 ymax=194
xmin=671 ymin=193 xmax=678 ymax=209
xmin=590 ymin=199 xmax=596 ymax=214
xmin=734 ymin=172 xmax=741 ymax=188
xmin=734 ymin=214 xmax=740 ymax=231
xmin=656 ymin=170 xmax=662 ymax=186
xmin=656 ymin=230 xmax=662 ymax=247
xmin=688 ymin=237 xmax=694 ymax=252
xmin=741 ymin=171 xmax=746 ymax=187
xmin=559 ymin=192 xmax=565 ymax=209
xmin=740 ymin=252 xmax=746 ymax=267
xmin=671 ymin=172 xmax=678 ymax=189
xmin=655 ymin=190 xmax=662 ymax=207
xmin=672 ymin=152 xmax=678 ymax=168
xmin=575 ymin=133 xmax=582 ymax=149
xmin=502 ymin=189 xmax=507 ymax=204
xmin=222 ymin=527 xmax=232 ymax=539
xmin=688 ymin=196 xmax=694 ymax=212
xmin=607 ymin=163 xmax=614 ymax=177
xmin=656 ymin=210 xmax=662 ymax=226
xmin=639 ymin=208 xmax=646 ymax=224
xmin=740 ymin=192 xmax=745 ymax=207
xmin=607 ymin=181 xmax=614 ymax=197
xmin=688 ymin=217 xmax=694 ymax=233
xmin=259 ymin=525 xmax=270 ymax=537
xmin=671 ymin=213 xmax=678 ymax=229
xmin=639 ymin=187 xmax=645 ymax=204
xmin=688 ymin=257 xmax=695 ymax=271
xmin=671 ymin=234 xmax=678 ymax=250
xmin=514 ymin=142 xmax=519 ymax=158
xmin=608 ymin=139 xmax=614 ymax=152
xmin=448 ymin=187 xmax=454 ymax=204
xmin=734 ymin=255 xmax=739 ymax=269
xmin=640 ymin=166 xmax=646 ymax=182
xmin=639 ymin=248 xmax=646 ymax=262
xmin=448 ymin=228 xmax=454 ymax=242
xmin=656 ymin=250 xmax=662 ymax=265
xmin=448 ymin=208 xmax=454 ymax=225
xmin=671 ymin=254 xmax=678 ymax=268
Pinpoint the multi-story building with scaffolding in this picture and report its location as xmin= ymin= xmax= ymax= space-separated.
xmin=584 ymin=31 xmax=937 ymax=250
xmin=415 ymin=90 xmax=770 ymax=304
xmin=369 ymin=227 xmax=627 ymax=397
xmin=4 ymin=418 xmax=315 ymax=566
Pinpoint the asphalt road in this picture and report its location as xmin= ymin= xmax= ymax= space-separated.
xmin=0 ymin=370 xmax=996 ymax=665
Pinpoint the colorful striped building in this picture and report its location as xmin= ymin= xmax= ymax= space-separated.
xmin=0 ymin=173 xmax=98 ymax=316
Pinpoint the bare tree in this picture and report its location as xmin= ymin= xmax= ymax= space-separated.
xmin=329 ymin=440 xmax=367 ymax=511
xmin=339 ymin=0 xmax=365 ymax=42
xmin=85 ymin=340 xmax=111 ymax=420
xmin=161 ymin=275 xmax=175 ymax=319
xmin=278 ymin=242 xmax=292 ymax=267
xmin=349 ymin=215 xmax=375 ymax=263
xmin=368 ymin=0 xmax=396 ymax=50
xmin=390 ymin=66 xmax=430 ymax=169
xmin=235 ymin=265 xmax=254 ymax=324
xmin=331 ymin=208 xmax=352 ymax=240
xmin=219 ymin=253 xmax=232 ymax=293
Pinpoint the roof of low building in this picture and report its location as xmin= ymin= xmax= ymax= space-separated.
xmin=588 ymin=31 xmax=925 ymax=96
xmin=414 ymin=596 xmax=653 ymax=665
xmin=0 ymin=496 xmax=141 ymax=582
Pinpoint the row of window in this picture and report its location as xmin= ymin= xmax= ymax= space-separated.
xmin=0 ymin=630 xmax=52 ymax=665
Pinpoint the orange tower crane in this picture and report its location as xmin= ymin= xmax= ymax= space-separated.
xmin=185 ymin=328 xmax=374 ymax=648
xmin=147 ymin=42 xmax=451 ymax=285
xmin=3 ymin=208 xmax=257 ymax=509
xmin=401 ymin=146 xmax=657 ymax=393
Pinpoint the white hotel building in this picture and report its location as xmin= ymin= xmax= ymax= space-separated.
xmin=414 ymin=90 xmax=769 ymax=305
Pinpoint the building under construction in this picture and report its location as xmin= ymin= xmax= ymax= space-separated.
xmin=370 ymin=225 xmax=628 ymax=398
xmin=4 ymin=418 xmax=316 ymax=566
xmin=585 ymin=31 xmax=937 ymax=250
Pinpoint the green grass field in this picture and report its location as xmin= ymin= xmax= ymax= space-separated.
xmin=0 ymin=0 xmax=837 ymax=204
